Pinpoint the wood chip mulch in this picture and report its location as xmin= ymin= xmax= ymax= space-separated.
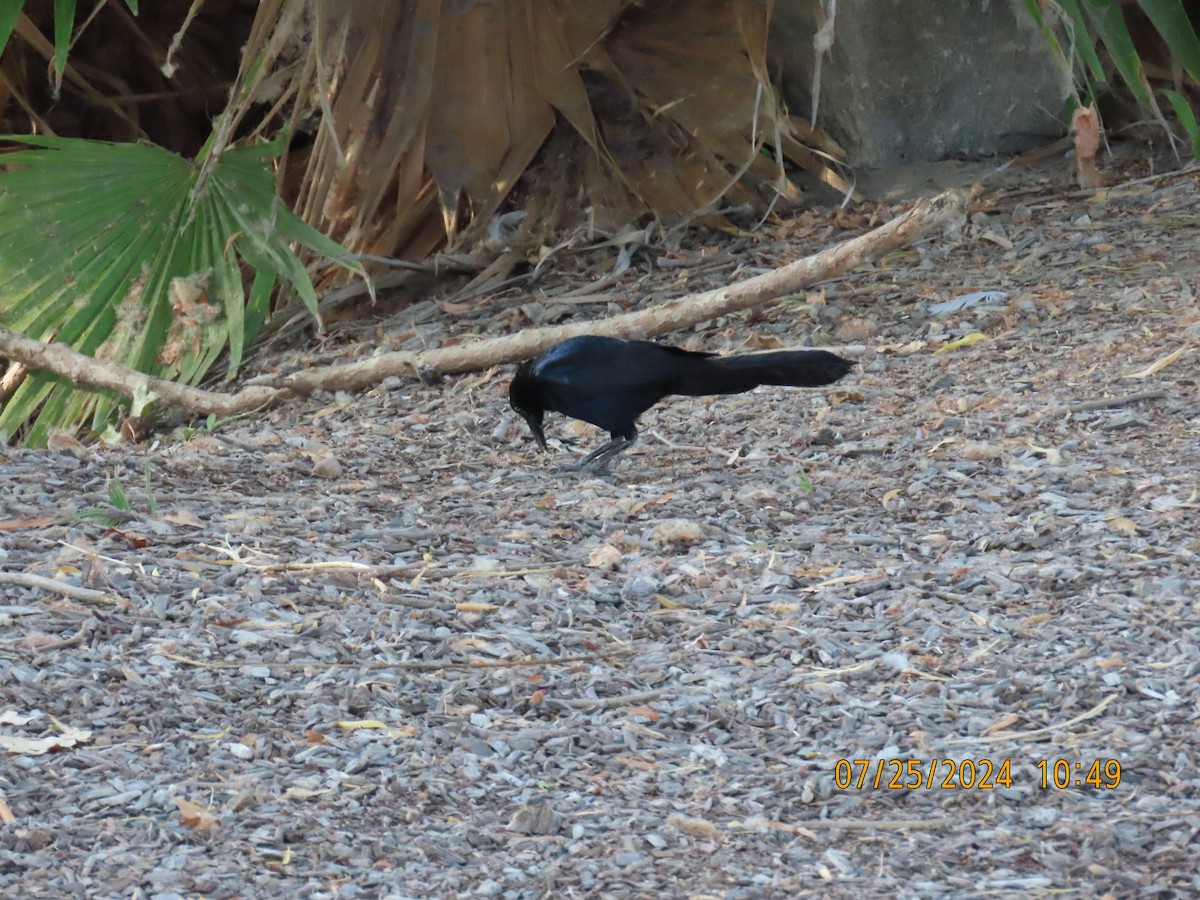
xmin=2 ymin=157 xmax=1199 ymax=898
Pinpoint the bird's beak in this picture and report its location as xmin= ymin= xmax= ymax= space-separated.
xmin=520 ymin=411 xmax=547 ymax=451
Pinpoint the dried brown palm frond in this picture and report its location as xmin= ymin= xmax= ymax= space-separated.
xmin=229 ymin=0 xmax=850 ymax=312
xmin=0 ymin=1 xmax=253 ymax=153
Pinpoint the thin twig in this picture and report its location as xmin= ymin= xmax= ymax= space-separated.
xmin=773 ymin=818 xmax=949 ymax=832
xmin=160 ymin=649 xmax=633 ymax=672
xmin=545 ymin=689 xmax=667 ymax=710
xmin=1069 ymin=389 xmax=1166 ymax=412
xmin=0 ymin=572 xmax=129 ymax=608
xmin=28 ymin=623 xmax=92 ymax=652
xmin=187 ymin=552 xmax=559 ymax=582
xmin=946 ymin=693 xmax=1118 ymax=744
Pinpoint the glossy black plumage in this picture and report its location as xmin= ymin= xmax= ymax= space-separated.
xmin=509 ymin=335 xmax=854 ymax=469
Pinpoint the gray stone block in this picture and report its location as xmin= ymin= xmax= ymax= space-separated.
xmin=771 ymin=0 xmax=1072 ymax=167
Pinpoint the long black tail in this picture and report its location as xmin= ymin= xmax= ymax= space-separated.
xmin=674 ymin=349 xmax=853 ymax=396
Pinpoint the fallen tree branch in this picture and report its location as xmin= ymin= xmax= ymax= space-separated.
xmin=265 ymin=189 xmax=968 ymax=394
xmin=0 ymin=189 xmax=967 ymax=417
xmin=0 ymin=326 xmax=280 ymax=418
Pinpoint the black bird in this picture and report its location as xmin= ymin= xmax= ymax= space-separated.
xmin=509 ymin=335 xmax=854 ymax=470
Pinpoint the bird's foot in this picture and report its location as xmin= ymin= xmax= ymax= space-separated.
xmin=576 ymin=436 xmax=633 ymax=472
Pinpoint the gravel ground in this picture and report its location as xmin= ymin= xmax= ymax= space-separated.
xmin=2 ymin=163 xmax=1199 ymax=899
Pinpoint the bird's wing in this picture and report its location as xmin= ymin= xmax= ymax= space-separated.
xmin=532 ymin=338 xmax=713 ymax=397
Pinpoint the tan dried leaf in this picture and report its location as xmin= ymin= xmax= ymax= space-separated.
xmin=984 ymin=713 xmax=1021 ymax=734
xmin=742 ymin=333 xmax=786 ymax=350
xmin=959 ymin=441 xmax=1002 ymax=461
xmin=282 ymin=786 xmax=332 ymax=800
xmin=587 ymin=544 xmax=623 ymax=571
xmin=1072 ymin=105 xmax=1104 ymax=189
xmin=1028 ymin=443 xmax=1063 ymax=465
xmin=615 ymin=755 xmax=657 ymax=770
xmin=507 ymin=801 xmax=562 ymax=835
xmin=834 ymin=317 xmax=877 ymax=341
xmin=45 ymin=432 xmax=88 ymax=454
xmin=174 ymin=797 xmax=221 ymax=835
xmin=312 ymin=456 xmax=343 ymax=479
xmin=1126 ymin=344 xmax=1192 ymax=379
xmin=667 ymin=813 xmax=722 ymax=841
xmin=623 ymin=705 xmax=661 ymax=721
xmin=161 ymin=508 xmax=204 ymax=528
xmin=457 ymin=601 xmax=499 ymax=613
xmin=17 ymin=634 xmax=60 ymax=650
xmin=0 ymin=723 xmax=91 ymax=756
xmin=0 ymin=711 xmax=39 ymax=727
xmin=1108 ymin=516 xmax=1137 ymax=536
xmin=737 ymin=486 xmax=780 ymax=503
xmin=651 ymin=518 xmax=704 ymax=548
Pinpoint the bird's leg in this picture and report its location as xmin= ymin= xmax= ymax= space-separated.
xmin=578 ymin=431 xmax=637 ymax=472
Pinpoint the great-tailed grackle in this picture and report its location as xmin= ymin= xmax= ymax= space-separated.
xmin=509 ymin=335 xmax=854 ymax=469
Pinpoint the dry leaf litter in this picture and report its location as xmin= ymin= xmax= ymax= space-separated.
xmin=2 ymin=161 xmax=1199 ymax=898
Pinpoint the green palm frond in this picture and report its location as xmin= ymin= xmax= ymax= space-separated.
xmin=0 ymin=135 xmax=368 ymax=446
xmin=1138 ymin=0 xmax=1200 ymax=83
xmin=2 ymin=1 xmax=139 ymax=87
xmin=1081 ymin=0 xmax=1161 ymax=116
xmin=1162 ymin=89 xmax=1200 ymax=157
xmin=1025 ymin=0 xmax=1200 ymax=158
xmin=0 ymin=0 xmax=23 ymax=60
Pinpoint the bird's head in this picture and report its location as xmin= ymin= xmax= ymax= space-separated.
xmin=509 ymin=364 xmax=547 ymax=450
